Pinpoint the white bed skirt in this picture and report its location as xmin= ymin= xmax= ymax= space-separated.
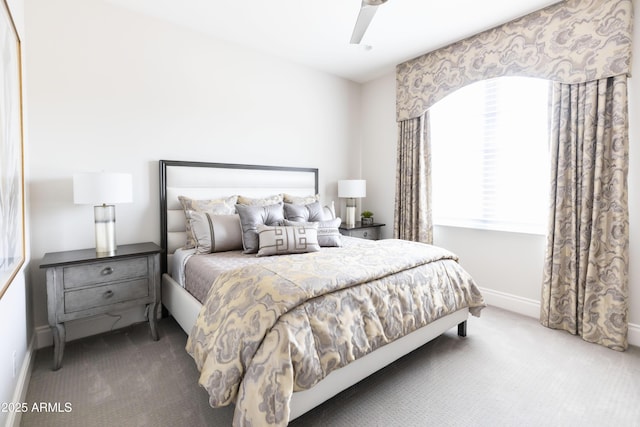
xmin=161 ymin=273 xmax=468 ymax=420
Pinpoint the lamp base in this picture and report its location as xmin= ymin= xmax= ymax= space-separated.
xmin=346 ymin=207 xmax=356 ymax=227
xmin=94 ymin=205 xmax=116 ymax=256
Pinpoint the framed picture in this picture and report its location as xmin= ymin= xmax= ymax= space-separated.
xmin=0 ymin=0 xmax=25 ymax=299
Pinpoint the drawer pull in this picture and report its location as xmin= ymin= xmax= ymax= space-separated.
xmin=103 ymin=290 xmax=114 ymax=299
xmin=101 ymin=267 xmax=114 ymax=276
xmin=363 ymin=231 xmax=368 ymax=237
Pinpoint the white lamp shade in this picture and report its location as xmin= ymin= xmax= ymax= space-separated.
xmin=73 ymin=172 xmax=133 ymax=205
xmin=338 ymin=179 xmax=366 ymax=198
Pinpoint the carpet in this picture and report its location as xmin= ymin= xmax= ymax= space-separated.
xmin=22 ymin=307 xmax=640 ymax=426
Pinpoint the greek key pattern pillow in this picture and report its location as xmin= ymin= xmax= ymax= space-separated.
xmin=256 ymin=223 xmax=320 ymax=257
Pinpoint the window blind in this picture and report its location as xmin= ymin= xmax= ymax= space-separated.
xmin=430 ymin=77 xmax=550 ymax=234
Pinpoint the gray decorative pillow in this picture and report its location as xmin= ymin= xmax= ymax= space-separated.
xmin=236 ymin=202 xmax=285 ymax=253
xmin=256 ymin=223 xmax=320 ymax=257
xmin=179 ymin=195 xmax=238 ymax=248
xmin=188 ymin=212 xmax=243 ymax=254
xmin=237 ymin=194 xmax=284 ymax=206
xmin=284 ymin=218 xmax=342 ymax=247
xmin=284 ymin=201 xmax=325 ymax=222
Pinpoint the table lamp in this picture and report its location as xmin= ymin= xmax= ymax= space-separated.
xmin=73 ymin=172 xmax=133 ymax=255
xmin=338 ymin=179 xmax=366 ymax=227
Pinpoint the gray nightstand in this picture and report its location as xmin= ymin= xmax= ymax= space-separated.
xmin=339 ymin=222 xmax=385 ymax=240
xmin=40 ymin=242 xmax=162 ymax=370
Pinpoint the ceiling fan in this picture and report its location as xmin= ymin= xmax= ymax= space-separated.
xmin=350 ymin=0 xmax=389 ymax=44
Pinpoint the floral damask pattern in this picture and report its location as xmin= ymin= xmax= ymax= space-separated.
xmin=396 ymin=0 xmax=633 ymax=121
xmin=186 ymin=239 xmax=485 ymax=426
xmin=394 ymin=113 xmax=433 ymax=243
xmin=541 ymin=76 xmax=629 ymax=351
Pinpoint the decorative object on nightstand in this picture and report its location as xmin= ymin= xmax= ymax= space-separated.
xmin=361 ymin=210 xmax=374 ymax=226
xmin=339 ymin=221 xmax=385 ymax=240
xmin=338 ymin=179 xmax=366 ymax=227
xmin=73 ymin=172 xmax=133 ymax=256
xmin=40 ymin=242 xmax=162 ymax=371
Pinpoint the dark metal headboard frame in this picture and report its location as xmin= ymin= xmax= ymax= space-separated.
xmin=159 ymin=160 xmax=319 ymax=274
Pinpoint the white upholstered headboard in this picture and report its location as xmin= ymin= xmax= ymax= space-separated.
xmin=159 ymin=160 xmax=319 ymax=274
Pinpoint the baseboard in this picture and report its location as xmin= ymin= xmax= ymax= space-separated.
xmin=627 ymin=322 xmax=640 ymax=348
xmin=478 ymin=287 xmax=640 ymax=348
xmin=478 ymin=287 xmax=541 ymax=319
xmin=35 ymin=325 xmax=51 ymax=350
xmin=6 ymin=335 xmax=36 ymax=427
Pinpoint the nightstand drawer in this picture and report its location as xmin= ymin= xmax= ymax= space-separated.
xmin=64 ymin=278 xmax=150 ymax=313
xmin=339 ymin=222 xmax=385 ymax=241
xmin=348 ymin=228 xmax=380 ymax=240
xmin=63 ymin=257 xmax=149 ymax=289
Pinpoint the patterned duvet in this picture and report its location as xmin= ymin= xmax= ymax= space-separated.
xmin=186 ymin=239 xmax=485 ymax=426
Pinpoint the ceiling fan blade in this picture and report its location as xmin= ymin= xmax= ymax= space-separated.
xmin=350 ymin=3 xmax=379 ymax=44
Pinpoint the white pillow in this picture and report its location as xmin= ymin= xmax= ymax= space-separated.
xmin=283 ymin=193 xmax=320 ymax=204
xmin=237 ymin=194 xmax=284 ymax=206
xmin=323 ymin=201 xmax=336 ymax=220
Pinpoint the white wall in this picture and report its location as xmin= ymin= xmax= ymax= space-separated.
xmin=360 ymin=73 xmax=397 ymax=237
xmin=360 ymin=25 xmax=640 ymax=345
xmin=24 ymin=0 xmax=361 ymax=343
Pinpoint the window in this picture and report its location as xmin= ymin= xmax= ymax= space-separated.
xmin=429 ymin=77 xmax=550 ymax=234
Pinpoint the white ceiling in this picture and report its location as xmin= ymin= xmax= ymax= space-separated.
xmin=105 ymin=0 xmax=561 ymax=83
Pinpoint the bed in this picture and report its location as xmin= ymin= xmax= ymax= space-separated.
xmin=159 ymin=160 xmax=486 ymax=426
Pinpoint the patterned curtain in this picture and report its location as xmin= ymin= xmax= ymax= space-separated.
xmin=394 ymin=113 xmax=432 ymax=243
xmin=395 ymin=0 xmax=632 ymax=122
xmin=541 ymin=76 xmax=629 ymax=351
xmin=392 ymin=0 xmax=632 ymax=350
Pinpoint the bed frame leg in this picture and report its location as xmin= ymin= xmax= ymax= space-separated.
xmin=457 ymin=321 xmax=467 ymax=337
